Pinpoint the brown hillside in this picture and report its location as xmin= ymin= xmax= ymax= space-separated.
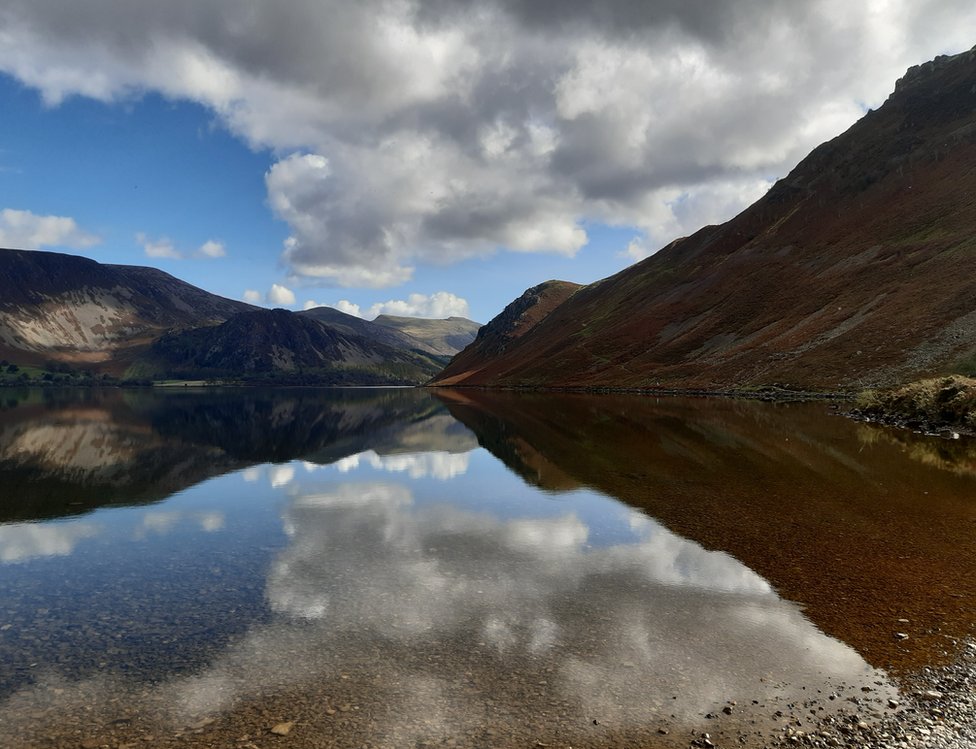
xmin=433 ymin=47 xmax=976 ymax=392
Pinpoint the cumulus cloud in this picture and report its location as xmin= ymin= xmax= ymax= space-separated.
xmin=368 ymin=292 xmax=470 ymax=320
xmin=0 ymin=208 xmax=100 ymax=250
xmin=303 ymin=299 xmax=363 ymax=317
xmin=303 ymin=293 xmax=469 ymax=319
xmin=136 ymin=234 xmax=228 ymax=261
xmin=198 ymin=239 xmax=226 ymax=258
xmin=136 ymin=232 xmax=181 ymax=260
xmin=2 ymin=1 xmax=975 ymax=284
xmin=266 ymin=283 xmax=296 ymax=306
xmin=242 ymin=289 xmax=262 ymax=304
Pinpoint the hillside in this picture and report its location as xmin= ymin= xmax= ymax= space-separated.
xmin=143 ymin=309 xmax=445 ymax=384
xmin=433 ymin=47 xmax=976 ymax=392
xmin=0 ymin=248 xmax=252 ymax=369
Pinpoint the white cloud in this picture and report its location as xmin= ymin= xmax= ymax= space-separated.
xmin=242 ymin=289 xmax=262 ymax=304
xmin=198 ymin=239 xmax=226 ymax=258
xmin=267 ymin=283 xmax=296 ymax=306
xmin=304 ymin=299 xmax=363 ymax=317
xmin=136 ymin=232 xmax=181 ymax=260
xmin=367 ymin=292 xmax=470 ymax=320
xmin=0 ymin=208 xmax=100 ymax=250
xmin=1 ymin=1 xmax=975 ymax=281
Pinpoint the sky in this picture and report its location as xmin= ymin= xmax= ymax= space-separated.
xmin=0 ymin=1 xmax=973 ymax=324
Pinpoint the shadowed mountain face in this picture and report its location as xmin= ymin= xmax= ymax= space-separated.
xmin=434 ymin=48 xmax=976 ymax=391
xmin=435 ymin=388 xmax=976 ymax=674
xmin=0 ymin=249 xmax=253 ymax=369
xmin=0 ymin=387 xmax=474 ymax=522
xmin=145 ymin=308 xmax=445 ymax=383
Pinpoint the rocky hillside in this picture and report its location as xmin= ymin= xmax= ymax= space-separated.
xmin=144 ymin=309 xmax=445 ymax=384
xmin=433 ymin=47 xmax=976 ymax=392
xmin=0 ymin=248 xmax=252 ymax=368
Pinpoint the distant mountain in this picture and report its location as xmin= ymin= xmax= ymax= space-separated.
xmin=434 ymin=47 xmax=976 ymax=392
xmin=298 ymin=306 xmax=428 ymax=354
xmin=0 ymin=248 xmax=252 ymax=370
xmin=372 ymin=315 xmax=481 ymax=357
xmin=142 ymin=308 xmax=445 ymax=384
xmin=301 ymin=307 xmax=481 ymax=357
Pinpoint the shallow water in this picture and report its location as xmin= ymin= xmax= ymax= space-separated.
xmin=0 ymin=387 xmax=973 ymax=748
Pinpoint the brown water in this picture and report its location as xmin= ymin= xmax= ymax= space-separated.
xmin=0 ymin=387 xmax=973 ymax=748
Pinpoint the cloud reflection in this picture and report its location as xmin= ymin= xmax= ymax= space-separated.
xmin=330 ymin=450 xmax=471 ymax=479
xmin=157 ymin=481 xmax=889 ymax=734
xmin=0 ymin=521 xmax=100 ymax=563
xmin=0 ymin=476 xmax=896 ymax=748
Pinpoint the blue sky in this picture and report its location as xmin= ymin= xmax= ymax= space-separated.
xmin=0 ymin=1 xmax=972 ymax=324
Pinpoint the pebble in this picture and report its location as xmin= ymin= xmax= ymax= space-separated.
xmin=270 ymin=721 xmax=295 ymax=736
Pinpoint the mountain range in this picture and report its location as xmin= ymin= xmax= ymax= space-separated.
xmin=0 ymin=248 xmax=479 ymax=384
xmin=433 ymin=47 xmax=976 ymax=392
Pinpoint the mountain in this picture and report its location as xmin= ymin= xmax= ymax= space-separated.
xmin=372 ymin=315 xmax=481 ymax=357
xmin=142 ymin=308 xmax=445 ymax=384
xmin=299 ymin=306 xmax=428 ymax=354
xmin=0 ymin=248 xmax=252 ymax=370
xmin=433 ymin=47 xmax=976 ymax=392
xmin=301 ymin=307 xmax=481 ymax=358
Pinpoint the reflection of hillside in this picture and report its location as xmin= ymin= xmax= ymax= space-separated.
xmin=857 ymin=423 xmax=976 ymax=478
xmin=437 ymin=389 xmax=976 ymax=673
xmin=0 ymin=388 xmax=473 ymax=522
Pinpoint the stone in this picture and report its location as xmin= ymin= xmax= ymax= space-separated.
xmin=919 ymin=690 xmax=943 ymax=701
xmin=270 ymin=721 xmax=295 ymax=736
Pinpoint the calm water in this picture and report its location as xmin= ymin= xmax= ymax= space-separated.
xmin=1 ymin=387 xmax=974 ymax=748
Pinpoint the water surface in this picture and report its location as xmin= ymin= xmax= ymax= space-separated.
xmin=1 ymin=387 xmax=973 ymax=748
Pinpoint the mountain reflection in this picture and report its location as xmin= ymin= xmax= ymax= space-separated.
xmin=0 ymin=387 xmax=473 ymax=521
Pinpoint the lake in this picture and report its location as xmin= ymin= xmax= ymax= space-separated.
xmin=1 ymin=387 xmax=974 ymax=748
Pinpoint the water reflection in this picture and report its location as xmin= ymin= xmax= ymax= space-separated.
xmin=7 ymin=387 xmax=965 ymax=748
